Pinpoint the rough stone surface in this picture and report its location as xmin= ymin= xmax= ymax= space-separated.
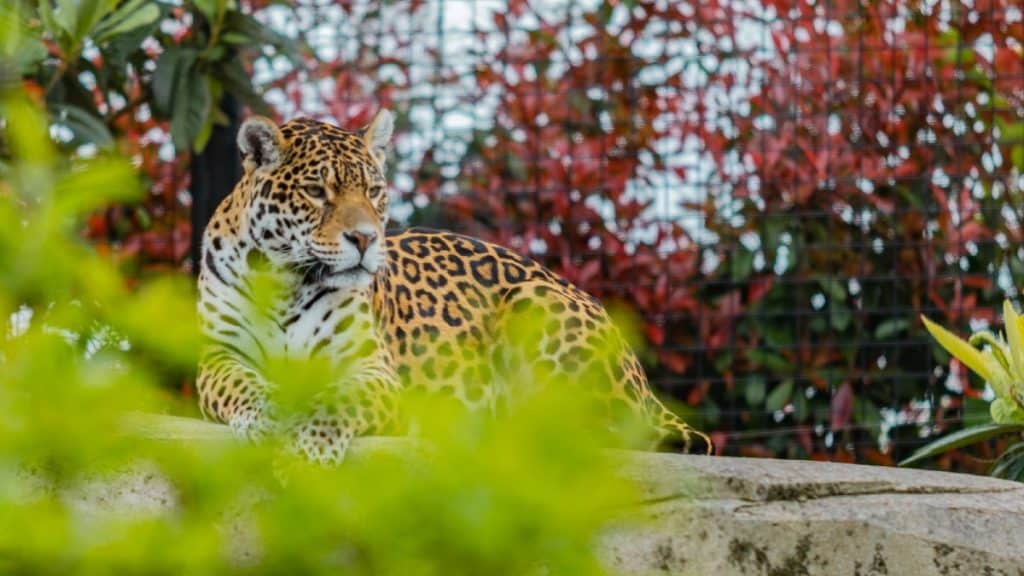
xmin=62 ymin=416 xmax=1024 ymax=575
xmin=604 ymin=452 xmax=1024 ymax=576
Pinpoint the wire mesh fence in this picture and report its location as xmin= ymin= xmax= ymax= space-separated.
xmin=185 ymin=0 xmax=1024 ymax=465
xmin=234 ymin=0 xmax=1024 ymax=465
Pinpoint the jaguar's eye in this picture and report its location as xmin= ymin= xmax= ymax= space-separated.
xmin=304 ymin=186 xmax=326 ymax=200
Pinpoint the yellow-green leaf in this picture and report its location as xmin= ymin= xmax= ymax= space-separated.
xmin=1004 ymin=301 xmax=1024 ymax=382
xmin=921 ymin=314 xmax=993 ymax=383
xmin=991 ymin=398 xmax=1024 ymax=425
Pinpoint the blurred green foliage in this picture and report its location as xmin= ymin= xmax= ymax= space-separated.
xmin=16 ymin=0 xmax=295 ymax=153
xmin=0 ymin=14 xmax=645 ymax=572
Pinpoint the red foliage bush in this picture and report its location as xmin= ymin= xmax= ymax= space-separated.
xmin=400 ymin=0 xmax=1024 ymax=464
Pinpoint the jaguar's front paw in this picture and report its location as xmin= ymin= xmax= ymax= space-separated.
xmin=287 ymin=419 xmax=354 ymax=466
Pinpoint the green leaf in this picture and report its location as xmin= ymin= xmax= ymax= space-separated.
xmin=819 ymin=277 xmax=846 ymax=300
xmin=830 ymin=304 xmax=851 ymax=331
xmin=730 ymin=248 xmax=753 ymax=281
xmin=792 ymin=391 xmax=808 ymax=421
xmin=215 ymin=57 xmax=270 ymax=115
xmin=744 ymin=376 xmax=765 ymax=407
xmin=1012 ymin=146 xmax=1024 ymax=171
xmin=151 ymin=48 xmax=197 ymax=117
xmin=71 ymin=0 xmax=116 ymax=48
xmin=1000 ymin=120 xmax=1024 ymax=144
xmin=991 ymin=398 xmax=1024 ymax=425
xmin=52 ymin=157 xmax=141 ymax=216
xmin=99 ymin=14 xmax=159 ymax=75
xmin=1 ymin=94 xmax=56 ymax=178
xmin=192 ymin=77 xmax=221 ymax=151
xmin=874 ymin=318 xmax=909 ymax=340
xmin=53 ymin=104 xmax=113 ymax=148
xmin=53 ymin=0 xmax=79 ymax=37
xmin=963 ymin=397 xmax=992 ymax=427
xmin=92 ymin=1 xmax=158 ymax=43
xmin=223 ymin=10 xmax=297 ymax=56
xmin=898 ymin=423 xmax=1024 ymax=467
xmin=766 ymin=379 xmax=793 ymax=412
xmin=746 ymin=349 xmax=791 ymax=373
xmin=36 ymin=1 xmax=60 ymax=38
xmin=170 ymin=69 xmax=212 ymax=152
xmin=219 ymin=31 xmax=249 ymax=45
xmin=991 ymin=441 xmax=1024 ymax=481
xmin=758 ymin=322 xmax=793 ymax=349
xmin=853 ymin=397 xmax=880 ymax=431
xmin=191 ymin=0 xmax=217 ymax=21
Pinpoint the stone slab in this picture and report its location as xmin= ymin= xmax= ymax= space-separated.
xmin=61 ymin=415 xmax=1024 ymax=575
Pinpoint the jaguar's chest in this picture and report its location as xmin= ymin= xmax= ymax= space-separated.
xmin=266 ymin=287 xmax=372 ymax=362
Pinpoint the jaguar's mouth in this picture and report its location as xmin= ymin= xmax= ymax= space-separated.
xmin=300 ymin=261 xmax=373 ymax=286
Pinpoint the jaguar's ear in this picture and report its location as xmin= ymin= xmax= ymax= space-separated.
xmin=237 ymin=116 xmax=284 ymax=173
xmin=362 ymin=109 xmax=393 ymax=169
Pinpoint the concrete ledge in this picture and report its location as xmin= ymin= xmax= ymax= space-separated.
xmin=81 ymin=415 xmax=1024 ymax=574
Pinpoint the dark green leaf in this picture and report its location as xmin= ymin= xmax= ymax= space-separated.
xmin=170 ymin=69 xmax=212 ymax=152
xmin=223 ymin=10 xmax=298 ymax=56
xmin=744 ymin=376 xmax=766 ymax=407
xmin=191 ymin=0 xmax=218 ymax=21
xmin=221 ymin=32 xmax=250 ymax=45
xmin=874 ymin=318 xmax=909 ymax=340
xmin=214 ymin=58 xmax=270 ymax=115
xmin=963 ymin=398 xmax=992 ymax=427
xmin=730 ymin=248 xmax=753 ymax=281
xmin=853 ymin=397 xmax=881 ymax=432
xmin=53 ymin=104 xmax=114 ymax=148
xmin=793 ymin=391 xmax=809 ymax=421
xmin=830 ymin=304 xmax=851 ymax=331
xmin=92 ymin=1 xmax=158 ymax=43
xmin=766 ymin=379 xmax=793 ymax=412
xmin=152 ymin=48 xmax=197 ymax=117
xmin=100 ymin=16 xmax=160 ymax=79
xmin=991 ymin=441 xmax=1024 ymax=481
xmin=757 ymin=322 xmax=793 ymax=348
xmin=898 ymin=423 xmax=1024 ymax=467
xmin=819 ymin=277 xmax=846 ymax=300
xmin=746 ymin=349 xmax=792 ymax=372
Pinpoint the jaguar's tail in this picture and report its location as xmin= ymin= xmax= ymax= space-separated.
xmin=654 ymin=404 xmax=713 ymax=455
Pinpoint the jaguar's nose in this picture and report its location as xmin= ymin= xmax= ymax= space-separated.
xmin=343 ymin=230 xmax=378 ymax=255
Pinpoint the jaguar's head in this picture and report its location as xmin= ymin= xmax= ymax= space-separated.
xmin=234 ymin=111 xmax=393 ymax=289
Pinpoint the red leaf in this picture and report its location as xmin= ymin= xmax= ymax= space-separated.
xmin=830 ymin=382 xmax=854 ymax=431
xmin=645 ymin=323 xmax=665 ymax=346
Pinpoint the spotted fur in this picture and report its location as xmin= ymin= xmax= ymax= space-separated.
xmin=197 ymin=112 xmax=709 ymax=463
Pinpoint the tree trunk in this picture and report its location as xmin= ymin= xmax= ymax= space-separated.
xmin=189 ymin=93 xmax=242 ymax=274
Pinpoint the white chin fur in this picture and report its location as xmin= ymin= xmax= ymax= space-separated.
xmin=323 ymin=269 xmax=374 ymax=289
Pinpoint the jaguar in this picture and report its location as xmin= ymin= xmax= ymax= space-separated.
xmin=196 ymin=111 xmax=709 ymax=462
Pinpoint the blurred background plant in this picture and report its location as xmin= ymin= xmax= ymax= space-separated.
xmin=9 ymin=0 xmax=1024 ymax=470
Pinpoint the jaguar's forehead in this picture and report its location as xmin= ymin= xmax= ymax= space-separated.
xmin=276 ymin=118 xmax=383 ymax=185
